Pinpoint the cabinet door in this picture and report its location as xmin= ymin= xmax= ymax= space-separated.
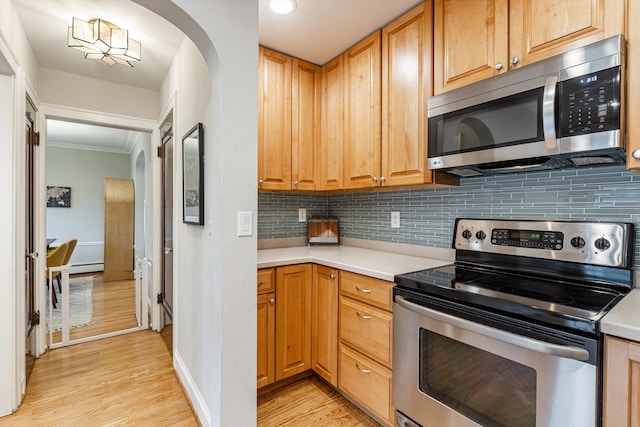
xmin=343 ymin=31 xmax=382 ymax=189
xmin=433 ymin=0 xmax=509 ymax=94
xmin=318 ymin=55 xmax=344 ymax=191
xmin=292 ymin=59 xmax=320 ymax=191
xmin=509 ymin=0 xmax=625 ymax=69
xmin=257 ymin=292 xmax=275 ymax=389
xmin=603 ymin=336 xmax=640 ymax=426
xmin=258 ymin=47 xmax=292 ymax=191
xmin=312 ymin=265 xmax=338 ymax=386
xmin=382 ymin=2 xmax=430 ymax=187
xmin=275 ymin=264 xmax=312 ymax=381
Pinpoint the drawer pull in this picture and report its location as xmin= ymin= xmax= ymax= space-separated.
xmin=258 ymin=281 xmax=263 ymax=286
xmin=355 ymin=286 xmax=371 ymax=293
xmin=356 ymin=312 xmax=372 ymax=320
xmin=356 ymin=363 xmax=371 ymax=374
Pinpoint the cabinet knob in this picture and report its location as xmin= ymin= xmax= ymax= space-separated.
xmin=293 ymin=181 xmax=299 ymax=187
xmin=259 ymin=179 xmax=264 ymax=185
xmin=269 ymin=298 xmax=275 ymax=305
xmin=330 ymin=274 xmax=335 ymax=279
xmin=495 ymin=63 xmax=503 ymax=70
xmin=372 ymin=177 xmax=378 ymax=183
xmin=380 ymin=176 xmax=386 ymax=183
xmin=511 ymin=56 xmax=520 ymax=65
xmin=633 ymin=150 xmax=640 ymax=159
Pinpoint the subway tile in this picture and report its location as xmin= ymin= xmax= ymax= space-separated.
xmin=258 ymin=165 xmax=640 ymax=267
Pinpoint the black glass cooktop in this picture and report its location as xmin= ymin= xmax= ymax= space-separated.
xmin=395 ymin=264 xmax=627 ymax=326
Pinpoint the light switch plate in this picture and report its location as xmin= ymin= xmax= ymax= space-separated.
xmin=298 ymin=208 xmax=306 ymax=222
xmin=237 ymin=211 xmax=252 ymax=236
xmin=391 ymin=211 xmax=400 ymax=228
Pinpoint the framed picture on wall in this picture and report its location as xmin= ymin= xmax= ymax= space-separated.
xmin=182 ymin=123 xmax=204 ymax=225
xmin=46 ymin=186 xmax=71 ymax=208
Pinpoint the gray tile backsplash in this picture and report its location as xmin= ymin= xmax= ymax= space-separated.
xmin=257 ymin=165 xmax=640 ymax=267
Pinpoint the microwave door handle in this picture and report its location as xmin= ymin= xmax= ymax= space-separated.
xmin=395 ymin=296 xmax=590 ymax=362
xmin=543 ymin=76 xmax=559 ymax=151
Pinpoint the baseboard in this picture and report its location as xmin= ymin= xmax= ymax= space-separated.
xmin=174 ymin=351 xmax=211 ymax=427
xmin=70 ymin=263 xmax=103 ymax=274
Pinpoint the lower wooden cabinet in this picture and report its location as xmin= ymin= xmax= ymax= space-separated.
xmin=275 ymin=264 xmax=313 ymax=381
xmin=256 ymin=292 xmax=275 ymax=388
xmin=257 ymin=264 xmax=312 ymax=388
xmin=339 ymin=270 xmax=395 ymax=425
xmin=603 ymin=335 xmax=640 ymax=426
xmin=312 ymin=265 xmax=339 ymax=386
xmin=258 ymin=265 xmax=395 ymax=426
xmin=339 ymin=344 xmax=393 ymax=423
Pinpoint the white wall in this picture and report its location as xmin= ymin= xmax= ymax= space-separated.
xmin=45 ymin=147 xmax=131 ymax=272
xmin=139 ymin=1 xmax=258 ymax=425
xmin=38 ymin=68 xmax=160 ymax=121
xmin=0 ymin=0 xmax=39 ymax=87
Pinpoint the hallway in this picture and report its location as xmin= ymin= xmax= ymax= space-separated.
xmin=0 ymin=330 xmax=197 ymax=426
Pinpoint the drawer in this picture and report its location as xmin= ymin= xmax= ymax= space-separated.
xmin=340 ymin=296 xmax=392 ymax=368
xmin=339 ymin=344 xmax=392 ymax=425
xmin=257 ymin=268 xmax=275 ymax=295
xmin=339 ymin=271 xmax=393 ymax=311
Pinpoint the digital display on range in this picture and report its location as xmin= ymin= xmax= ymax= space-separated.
xmin=510 ymin=230 xmax=541 ymax=241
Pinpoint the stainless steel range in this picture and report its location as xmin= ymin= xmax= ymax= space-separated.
xmin=393 ymin=218 xmax=635 ymax=427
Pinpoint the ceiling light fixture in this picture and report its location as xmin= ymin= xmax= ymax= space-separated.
xmin=268 ymin=0 xmax=297 ymax=15
xmin=67 ymin=18 xmax=141 ymax=67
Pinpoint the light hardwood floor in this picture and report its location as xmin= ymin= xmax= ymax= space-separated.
xmin=257 ymin=376 xmax=381 ymax=426
xmin=0 ymin=330 xmax=198 ymax=426
xmin=48 ymin=273 xmax=139 ymax=344
xmin=5 ymin=273 xmax=378 ymax=426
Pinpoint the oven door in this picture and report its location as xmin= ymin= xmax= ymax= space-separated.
xmin=393 ymin=296 xmax=597 ymax=427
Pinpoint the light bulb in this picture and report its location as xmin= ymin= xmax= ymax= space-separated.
xmin=269 ymin=0 xmax=297 ymax=15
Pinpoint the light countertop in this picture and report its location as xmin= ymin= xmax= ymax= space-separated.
xmin=257 ymin=245 xmax=453 ymax=282
xmin=601 ymin=289 xmax=640 ymax=341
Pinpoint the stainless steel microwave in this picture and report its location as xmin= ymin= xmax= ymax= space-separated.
xmin=427 ymin=35 xmax=626 ymax=177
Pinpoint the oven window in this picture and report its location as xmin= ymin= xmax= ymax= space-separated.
xmin=419 ymin=329 xmax=536 ymax=427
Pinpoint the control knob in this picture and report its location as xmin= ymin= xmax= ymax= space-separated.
xmin=570 ymin=237 xmax=586 ymax=249
xmin=594 ymin=237 xmax=611 ymax=251
xmin=476 ymin=230 xmax=486 ymax=240
xmin=461 ymin=229 xmax=472 ymax=240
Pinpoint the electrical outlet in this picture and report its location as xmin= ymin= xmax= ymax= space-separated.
xmin=391 ymin=211 xmax=400 ymax=228
xmin=298 ymin=208 xmax=307 ymax=222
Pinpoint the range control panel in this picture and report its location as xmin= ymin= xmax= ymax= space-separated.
xmin=454 ymin=218 xmax=634 ymax=268
xmin=491 ymin=229 xmax=564 ymax=250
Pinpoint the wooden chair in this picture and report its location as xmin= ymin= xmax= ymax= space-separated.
xmin=46 ymin=241 xmax=69 ymax=309
xmin=56 ymin=238 xmax=77 ymax=293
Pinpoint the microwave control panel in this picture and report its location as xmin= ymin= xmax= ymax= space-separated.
xmin=557 ymin=66 xmax=621 ymax=137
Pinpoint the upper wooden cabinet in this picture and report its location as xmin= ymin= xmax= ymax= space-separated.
xmin=318 ymin=55 xmax=344 ymax=191
xmin=292 ymin=59 xmax=321 ymax=191
xmin=381 ymin=2 xmax=432 ymax=187
xmin=258 ymin=47 xmax=320 ymax=191
xmin=258 ymin=47 xmax=292 ymax=190
xmin=434 ymin=0 xmax=626 ymax=94
xmin=343 ymin=31 xmax=382 ymax=190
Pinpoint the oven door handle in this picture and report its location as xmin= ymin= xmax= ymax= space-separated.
xmin=395 ymin=296 xmax=590 ymax=362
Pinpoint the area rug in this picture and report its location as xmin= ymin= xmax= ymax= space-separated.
xmin=45 ymin=276 xmax=94 ymax=332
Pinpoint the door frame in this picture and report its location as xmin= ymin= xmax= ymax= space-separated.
xmin=153 ymin=93 xmax=177 ymax=335
xmin=37 ymin=103 xmax=160 ymax=345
